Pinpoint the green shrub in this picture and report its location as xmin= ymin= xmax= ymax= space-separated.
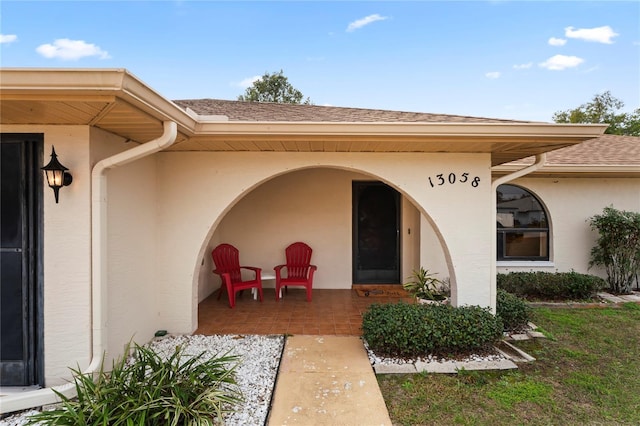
xmin=497 ymin=271 xmax=607 ymax=301
xmin=589 ymin=206 xmax=640 ymax=294
xmin=362 ymin=302 xmax=503 ymax=358
xmin=496 ymin=289 xmax=530 ymax=332
xmin=28 ymin=342 xmax=242 ymax=426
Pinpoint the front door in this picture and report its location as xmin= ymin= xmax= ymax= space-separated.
xmin=352 ymin=181 xmax=400 ymax=284
xmin=0 ymin=134 xmax=43 ymax=386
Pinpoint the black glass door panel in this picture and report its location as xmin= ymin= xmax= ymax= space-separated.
xmin=1 ymin=135 xmax=42 ymax=386
xmin=353 ymin=182 xmax=400 ymax=284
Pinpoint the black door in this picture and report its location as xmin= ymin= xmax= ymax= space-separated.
xmin=1 ymin=134 xmax=43 ymax=386
xmin=352 ymin=182 xmax=401 ymax=284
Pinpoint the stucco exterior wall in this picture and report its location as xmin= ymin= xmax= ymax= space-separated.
xmin=89 ymin=129 xmax=162 ymax=365
xmin=213 ymin=168 xmax=373 ymax=288
xmin=200 ymin=169 xmax=426 ymax=298
xmin=497 ymin=176 xmax=640 ymax=277
xmin=156 ymin=151 xmax=492 ymax=334
xmin=3 ymin=125 xmax=164 ymax=386
xmin=3 ymin=125 xmax=93 ymax=386
xmin=420 ymin=215 xmax=450 ymax=281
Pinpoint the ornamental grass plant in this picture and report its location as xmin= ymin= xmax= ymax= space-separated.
xmin=27 ymin=342 xmax=242 ymax=426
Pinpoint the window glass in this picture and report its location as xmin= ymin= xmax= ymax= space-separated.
xmin=497 ymin=185 xmax=549 ymax=261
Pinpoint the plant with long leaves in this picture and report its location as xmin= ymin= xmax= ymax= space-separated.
xmin=28 ymin=342 xmax=242 ymax=425
xmin=402 ymin=267 xmax=448 ymax=301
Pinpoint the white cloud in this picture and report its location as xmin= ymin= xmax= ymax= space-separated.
xmin=346 ymin=14 xmax=388 ymax=32
xmin=548 ymin=37 xmax=566 ymax=46
xmin=237 ymin=75 xmax=261 ymax=88
xmin=513 ymin=62 xmax=533 ymax=70
xmin=485 ymin=71 xmax=501 ymax=79
xmin=539 ymin=54 xmax=584 ymax=70
xmin=565 ymin=26 xmax=619 ymax=44
xmin=0 ymin=34 xmax=18 ymax=44
xmin=36 ymin=38 xmax=110 ymax=60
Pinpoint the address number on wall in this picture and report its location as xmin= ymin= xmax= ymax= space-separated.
xmin=428 ymin=172 xmax=480 ymax=188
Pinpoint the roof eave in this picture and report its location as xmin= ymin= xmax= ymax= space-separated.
xmin=0 ymin=67 xmax=197 ymax=137
xmin=492 ymin=164 xmax=640 ymax=178
xmin=0 ymin=68 xmax=608 ymax=162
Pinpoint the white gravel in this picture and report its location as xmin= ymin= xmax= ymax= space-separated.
xmin=1 ymin=334 xmax=285 ymax=426
xmin=363 ymin=339 xmax=507 ymax=367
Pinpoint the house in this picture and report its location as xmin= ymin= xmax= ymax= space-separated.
xmin=1 ymin=68 xmax=637 ymax=413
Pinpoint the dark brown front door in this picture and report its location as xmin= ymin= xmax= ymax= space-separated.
xmin=352 ymin=181 xmax=401 ymax=284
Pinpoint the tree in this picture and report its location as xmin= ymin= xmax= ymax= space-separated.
xmin=552 ymin=91 xmax=640 ymax=136
xmin=588 ymin=206 xmax=640 ymax=294
xmin=237 ymin=70 xmax=311 ymax=104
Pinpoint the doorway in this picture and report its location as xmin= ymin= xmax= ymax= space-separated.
xmin=352 ymin=181 xmax=401 ymax=284
xmin=0 ymin=134 xmax=43 ymax=386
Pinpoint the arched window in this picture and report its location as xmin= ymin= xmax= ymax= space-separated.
xmin=497 ymin=184 xmax=549 ymax=261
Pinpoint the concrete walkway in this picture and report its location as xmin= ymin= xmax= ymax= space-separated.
xmin=267 ymin=335 xmax=392 ymax=426
xmin=597 ymin=291 xmax=640 ymax=304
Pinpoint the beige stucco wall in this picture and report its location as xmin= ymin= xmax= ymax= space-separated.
xmin=1 ymin=129 xmax=495 ymax=385
xmin=4 ymin=125 xmax=166 ymax=386
xmin=156 ymin=151 xmax=493 ymax=334
xmin=496 ymin=176 xmax=640 ymax=277
xmin=199 ymin=169 xmax=424 ymax=300
xmin=4 ymin=125 xmax=93 ymax=386
xmin=91 ymin=129 xmax=163 ymax=365
xmin=420 ymin=215 xmax=450 ymax=281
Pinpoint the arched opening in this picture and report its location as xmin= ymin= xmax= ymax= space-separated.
xmin=191 ymin=165 xmax=457 ymax=335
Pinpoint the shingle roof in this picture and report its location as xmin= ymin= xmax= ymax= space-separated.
xmin=173 ymin=98 xmax=529 ymax=124
xmin=172 ymin=99 xmax=639 ymax=168
xmin=507 ymin=134 xmax=640 ymax=167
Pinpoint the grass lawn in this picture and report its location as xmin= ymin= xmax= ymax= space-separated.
xmin=377 ymin=303 xmax=640 ymax=425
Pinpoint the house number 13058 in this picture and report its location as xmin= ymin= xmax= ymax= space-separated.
xmin=428 ymin=173 xmax=480 ymax=188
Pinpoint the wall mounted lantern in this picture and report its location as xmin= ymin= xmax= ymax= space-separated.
xmin=41 ymin=146 xmax=73 ymax=203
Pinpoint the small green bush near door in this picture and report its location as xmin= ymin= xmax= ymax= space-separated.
xmin=496 ymin=288 xmax=530 ymax=332
xmin=362 ymin=302 xmax=503 ymax=358
xmin=497 ymin=271 xmax=606 ymax=301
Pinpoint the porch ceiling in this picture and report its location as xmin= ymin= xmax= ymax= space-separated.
xmin=0 ymin=68 xmax=607 ymax=166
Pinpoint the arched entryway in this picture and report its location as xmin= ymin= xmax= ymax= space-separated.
xmin=191 ymin=166 xmax=454 ymax=335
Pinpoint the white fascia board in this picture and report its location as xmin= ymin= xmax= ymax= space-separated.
xmin=194 ymin=121 xmax=608 ymax=138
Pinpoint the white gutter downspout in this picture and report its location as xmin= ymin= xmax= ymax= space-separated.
xmin=490 ymin=153 xmax=546 ymax=314
xmin=0 ymin=121 xmax=177 ymax=415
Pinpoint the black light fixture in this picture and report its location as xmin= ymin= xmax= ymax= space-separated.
xmin=41 ymin=146 xmax=73 ymax=203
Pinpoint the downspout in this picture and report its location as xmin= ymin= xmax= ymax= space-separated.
xmin=0 ymin=121 xmax=178 ymax=414
xmin=489 ymin=153 xmax=546 ymax=313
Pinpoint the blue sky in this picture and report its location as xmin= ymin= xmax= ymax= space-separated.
xmin=1 ymin=1 xmax=638 ymax=122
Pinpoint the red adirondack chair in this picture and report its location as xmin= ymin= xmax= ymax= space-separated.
xmin=274 ymin=242 xmax=317 ymax=302
xmin=212 ymin=243 xmax=263 ymax=308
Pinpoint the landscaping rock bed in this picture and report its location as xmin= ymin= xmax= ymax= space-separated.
xmin=1 ymin=334 xmax=285 ymax=426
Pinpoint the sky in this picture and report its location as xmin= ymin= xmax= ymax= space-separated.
xmin=1 ymin=1 xmax=638 ymax=122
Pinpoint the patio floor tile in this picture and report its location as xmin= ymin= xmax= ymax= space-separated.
xmin=195 ymin=288 xmax=411 ymax=336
